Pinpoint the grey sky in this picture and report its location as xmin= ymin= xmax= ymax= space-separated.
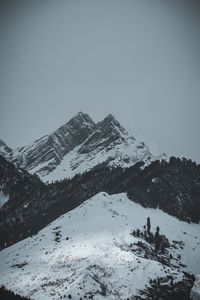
xmin=1 ymin=0 xmax=200 ymax=162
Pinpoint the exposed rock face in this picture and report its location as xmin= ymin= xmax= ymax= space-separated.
xmin=77 ymin=113 xmax=154 ymax=166
xmin=0 ymin=112 xmax=165 ymax=181
xmin=79 ymin=114 xmax=129 ymax=154
xmin=11 ymin=112 xmax=96 ymax=176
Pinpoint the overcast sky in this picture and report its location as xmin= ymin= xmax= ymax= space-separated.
xmin=1 ymin=0 xmax=200 ymax=162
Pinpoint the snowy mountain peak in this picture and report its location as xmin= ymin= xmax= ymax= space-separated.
xmin=100 ymin=113 xmax=120 ymax=126
xmin=10 ymin=113 xmax=96 ymax=176
xmin=96 ymin=113 xmax=127 ymax=135
xmin=66 ymin=111 xmax=96 ymax=128
xmin=40 ymin=114 xmax=165 ymax=182
xmin=78 ymin=114 xmax=128 ymax=156
xmin=1 ymin=112 xmax=166 ymax=181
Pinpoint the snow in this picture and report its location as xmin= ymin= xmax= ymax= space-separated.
xmin=127 ymin=128 xmax=166 ymax=159
xmin=29 ymin=159 xmax=54 ymax=174
xmin=0 ymin=191 xmax=9 ymax=208
xmin=0 ymin=192 xmax=199 ymax=299
xmin=41 ymin=128 xmax=165 ymax=182
xmin=191 ymin=275 xmax=200 ymax=300
xmin=12 ymin=135 xmax=48 ymax=158
xmin=8 ymin=113 xmax=166 ymax=182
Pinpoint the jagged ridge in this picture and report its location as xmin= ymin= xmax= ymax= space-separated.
xmin=0 ymin=112 xmax=165 ymax=181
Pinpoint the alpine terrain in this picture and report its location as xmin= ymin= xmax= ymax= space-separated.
xmin=0 ymin=112 xmax=165 ymax=182
xmin=0 ymin=112 xmax=199 ymax=300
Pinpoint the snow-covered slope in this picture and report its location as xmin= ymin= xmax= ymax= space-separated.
xmin=11 ymin=112 xmax=96 ymax=177
xmin=1 ymin=112 xmax=165 ymax=182
xmin=0 ymin=192 xmax=199 ymax=300
xmin=39 ymin=114 xmax=165 ymax=182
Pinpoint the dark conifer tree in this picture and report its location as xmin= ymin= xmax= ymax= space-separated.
xmin=161 ymin=241 xmax=165 ymax=254
xmin=147 ymin=217 xmax=151 ymax=235
xmin=155 ymin=227 xmax=160 ymax=251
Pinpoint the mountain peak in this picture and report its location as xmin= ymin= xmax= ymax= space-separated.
xmin=97 ymin=113 xmax=126 ymax=136
xmin=102 ymin=113 xmax=119 ymax=124
xmin=77 ymin=111 xmax=88 ymax=118
xmin=8 ymin=111 xmax=165 ymax=180
xmin=67 ymin=112 xmax=96 ymax=128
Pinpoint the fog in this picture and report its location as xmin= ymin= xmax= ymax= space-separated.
xmin=1 ymin=0 xmax=200 ymax=162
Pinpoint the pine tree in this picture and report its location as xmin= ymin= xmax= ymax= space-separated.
xmin=147 ymin=217 xmax=151 ymax=235
xmin=155 ymin=227 xmax=160 ymax=251
xmin=161 ymin=241 xmax=165 ymax=254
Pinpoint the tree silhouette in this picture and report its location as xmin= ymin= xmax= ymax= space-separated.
xmin=147 ymin=217 xmax=151 ymax=235
xmin=155 ymin=226 xmax=160 ymax=251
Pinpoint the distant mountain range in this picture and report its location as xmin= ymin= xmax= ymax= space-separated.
xmin=0 ymin=112 xmax=165 ymax=181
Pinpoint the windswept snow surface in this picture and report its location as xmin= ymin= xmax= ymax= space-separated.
xmin=0 ymin=193 xmax=199 ymax=300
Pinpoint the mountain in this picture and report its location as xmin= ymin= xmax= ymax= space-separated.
xmin=1 ymin=154 xmax=200 ymax=250
xmin=0 ymin=192 xmax=198 ymax=300
xmin=11 ymin=112 xmax=96 ymax=177
xmin=0 ymin=112 xmax=165 ymax=182
xmin=42 ymin=113 xmax=164 ymax=182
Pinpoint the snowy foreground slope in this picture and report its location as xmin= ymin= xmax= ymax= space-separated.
xmin=0 ymin=193 xmax=199 ymax=300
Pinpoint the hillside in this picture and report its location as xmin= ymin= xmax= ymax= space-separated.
xmin=0 ymin=155 xmax=200 ymax=250
xmin=0 ymin=192 xmax=198 ymax=300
